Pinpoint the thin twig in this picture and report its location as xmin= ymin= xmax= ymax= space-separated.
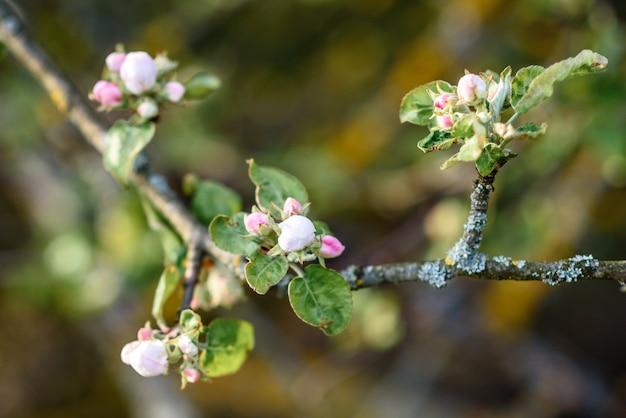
xmin=178 ymin=244 xmax=205 ymax=315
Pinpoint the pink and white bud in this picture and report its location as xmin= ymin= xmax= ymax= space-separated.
xmin=436 ymin=115 xmax=453 ymax=129
xmin=457 ymin=73 xmax=487 ymax=103
xmin=244 ymin=212 xmax=269 ymax=234
xmin=137 ymin=98 xmax=159 ymax=119
xmin=121 ymin=339 xmax=168 ymax=377
xmin=105 ymin=52 xmax=126 ymax=72
xmin=433 ymin=94 xmax=455 ymax=110
xmin=165 ymin=81 xmax=185 ymax=103
xmin=178 ymin=336 xmax=198 ymax=357
xmin=92 ymin=80 xmax=122 ymax=107
xmin=319 ymin=235 xmax=345 ymax=258
xmin=283 ymin=197 xmax=302 ymax=216
xmin=120 ymin=51 xmax=158 ymax=95
xmin=137 ymin=327 xmax=152 ymax=341
xmin=278 ymin=215 xmax=316 ymax=252
xmin=183 ymin=367 xmax=201 ymax=383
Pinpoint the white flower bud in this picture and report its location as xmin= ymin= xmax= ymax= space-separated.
xmin=178 ymin=336 xmax=198 ymax=357
xmin=278 ymin=215 xmax=316 ymax=252
xmin=457 ymin=73 xmax=487 ymax=103
xmin=121 ymin=339 xmax=168 ymax=377
xmin=120 ymin=51 xmax=158 ymax=95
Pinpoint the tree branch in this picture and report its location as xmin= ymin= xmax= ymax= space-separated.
xmin=341 ymin=256 xmax=626 ymax=290
xmin=0 ymin=0 xmax=224 ymax=261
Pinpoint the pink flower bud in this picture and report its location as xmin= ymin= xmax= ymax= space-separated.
xmin=436 ymin=115 xmax=453 ymax=129
xmin=178 ymin=336 xmax=198 ymax=356
xmin=184 ymin=367 xmax=200 ymax=383
xmin=92 ymin=80 xmax=122 ymax=107
xmin=457 ymin=73 xmax=487 ymax=103
xmin=165 ymin=81 xmax=185 ymax=102
xmin=105 ymin=52 xmax=126 ymax=72
xmin=433 ymin=94 xmax=455 ymax=110
xmin=278 ymin=215 xmax=316 ymax=252
xmin=137 ymin=327 xmax=152 ymax=341
xmin=121 ymin=339 xmax=168 ymax=377
xmin=137 ymin=98 xmax=159 ymax=119
xmin=320 ymin=235 xmax=345 ymax=258
xmin=244 ymin=212 xmax=269 ymax=234
xmin=120 ymin=51 xmax=158 ymax=95
xmin=283 ymin=197 xmax=302 ymax=216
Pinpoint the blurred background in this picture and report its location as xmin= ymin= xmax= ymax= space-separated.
xmin=1 ymin=0 xmax=625 ymax=417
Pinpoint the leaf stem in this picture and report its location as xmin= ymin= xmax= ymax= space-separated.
xmin=505 ymin=112 xmax=520 ymax=125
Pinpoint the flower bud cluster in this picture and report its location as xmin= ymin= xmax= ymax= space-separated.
xmin=120 ymin=321 xmax=204 ymax=388
xmin=243 ymin=197 xmax=345 ymax=261
xmin=90 ymin=47 xmax=186 ymax=121
xmin=430 ymin=72 xmax=489 ymax=132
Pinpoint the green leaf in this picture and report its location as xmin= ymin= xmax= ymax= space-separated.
xmin=451 ymin=113 xmax=474 ymax=139
xmin=489 ymin=66 xmax=512 ymax=119
xmin=209 ymin=213 xmax=259 ymax=256
xmin=199 ymin=318 xmax=255 ymax=378
xmin=245 ymin=253 xmax=289 ymax=294
xmin=139 ymin=194 xmax=184 ymax=264
xmin=288 ymin=265 xmax=353 ymax=336
xmin=456 ymin=134 xmax=486 ymax=163
xmin=247 ymin=159 xmax=308 ymax=218
xmin=103 ymin=120 xmax=155 ymax=187
xmin=513 ymin=50 xmax=608 ymax=114
xmin=183 ymin=72 xmax=221 ymax=100
xmin=476 ymin=143 xmax=509 ymax=176
xmin=179 ymin=309 xmax=202 ymax=331
xmin=515 ymin=122 xmax=548 ymax=140
xmin=417 ymin=130 xmax=457 ymax=153
xmin=511 ymin=65 xmax=544 ymax=110
xmin=152 ymin=265 xmax=182 ymax=329
xmin=184 ymin=175 xmax=242 ymax=226
xmin=399 ymin=80 xmax=455 ymax=126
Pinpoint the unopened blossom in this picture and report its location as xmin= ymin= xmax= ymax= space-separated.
xmin=244 ymin=212 xmax=268 ymax=234
xmin=283 ymin=197 xmax=302 ymax=216
xmin=436 ymin=115 xmax=453 ymax=129
xmin=278 ymin=215 xmax=316 ymax=252
xmin=457 ymin=73 xmax=487 ymax=103
xmin=433 ymin=93 xmax=455 ymax=110
xmin=319 ymin=235 xmax=345 ymax=258
xmin=137 ymin=327 xmax=152 ymax=341
xmin=105 ymin=52 xmax=126 ymax=72
xmin=120 ymin=51 xmax=158 ymax=95
xmin=184 ymin=367 xmax=200 ymax=383
xmin=165 ymin=81 xmax=185 ymax=102
xmin=137 ymin=98 xmax=159 ymax=119
xmin=178 ymin=336 xmax=198 ymax=357
xmin=92 ymin=80 xmax=122 ymax=107
xmin=121 ymin=339 xmax=168 ymax=377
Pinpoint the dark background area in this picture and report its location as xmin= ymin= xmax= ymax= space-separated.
xmin=0 ymin=0 xmax=625 ymax=417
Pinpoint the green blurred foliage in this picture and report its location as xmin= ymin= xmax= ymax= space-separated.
xmin=1 ymin=0 xmax=626 ymax=417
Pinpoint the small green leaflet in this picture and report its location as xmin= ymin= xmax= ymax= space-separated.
xmin=288 ymin=265 xmax=352 ymax=336
xmin=199 ymin=318 xmax=255 ymax=378
xmin=103 ymin=120 xmax=155 ymax=187
xmin=248 ymin=159 xmax=308 ymax=219
xmin=513 ymin=50 xmax=607 ymax=115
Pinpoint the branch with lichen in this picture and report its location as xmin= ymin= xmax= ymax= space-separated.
xmin=342 ymin=256 xmax=626 ymax=289
xmin=342 ymin=171 xmax=626 ymax=290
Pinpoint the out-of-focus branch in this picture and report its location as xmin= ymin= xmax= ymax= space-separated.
xmin=0 ymin=0 xmax=220 ymax=258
